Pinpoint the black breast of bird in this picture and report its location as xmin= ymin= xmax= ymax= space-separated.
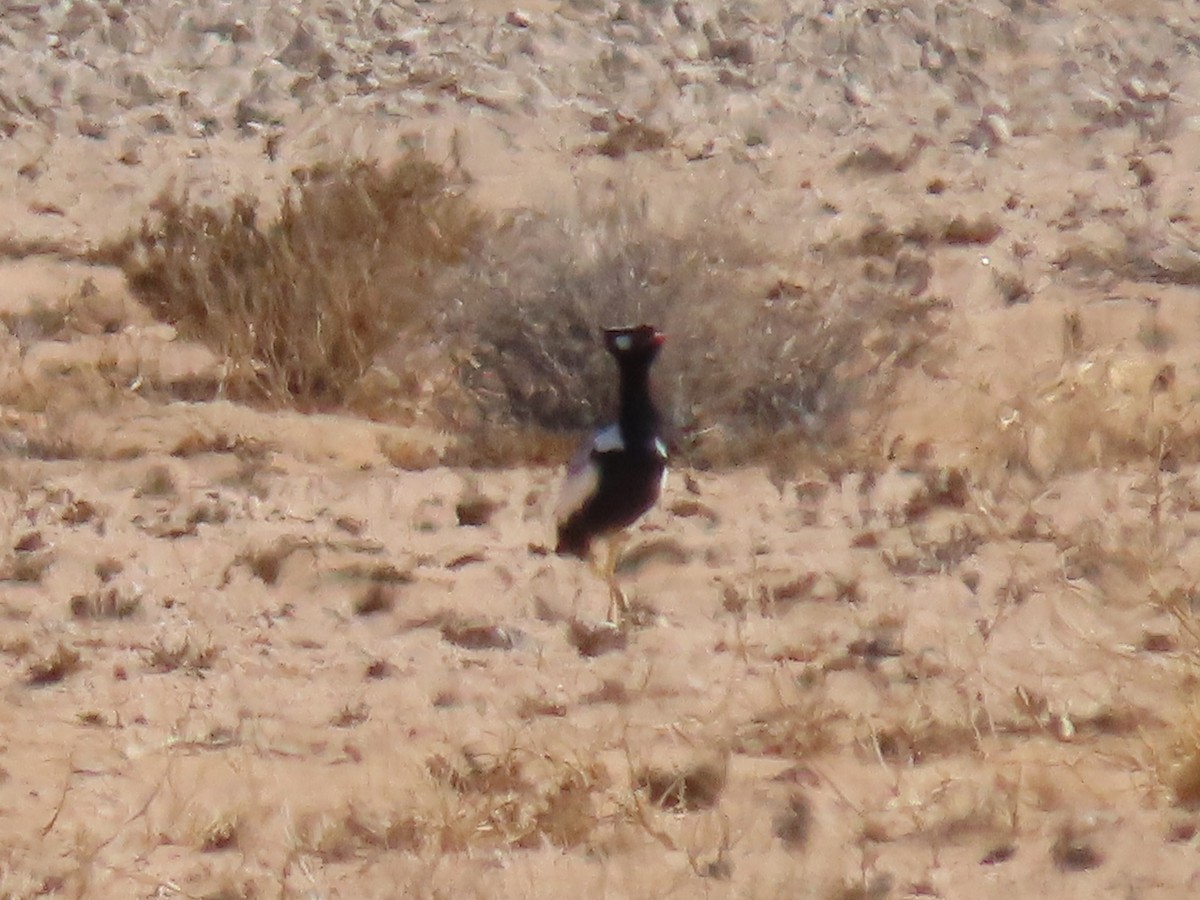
xmin=555 ymin=423 xmax=668 ymax=558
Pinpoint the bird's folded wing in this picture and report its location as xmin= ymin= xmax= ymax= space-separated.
xmin=555 ymin=425 xmax=621 ymax=524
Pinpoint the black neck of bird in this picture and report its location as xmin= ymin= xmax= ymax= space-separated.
xmin=617 ymin=361 xmax=658 ymax=445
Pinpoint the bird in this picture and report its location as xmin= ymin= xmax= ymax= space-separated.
xmin=555 ymin=324 xmax=668 ymax=625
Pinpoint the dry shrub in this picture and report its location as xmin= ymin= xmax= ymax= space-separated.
xmin=298 ymin=804 xmax=424 ymax=860
xmin=1154 ymin=590 xmax=1200 ymax=809
xmin=425 ymin=748 xmax=610 ymax=851
xmin=731 ymin=691 xmax=844 ymax=759
xmin=997 ymin=352 xmax=1194 ymax=478
xmin=449 ymin=189 xmax=943 ymax=467
xmin=116 ymin=154 xmax=482 ymax=407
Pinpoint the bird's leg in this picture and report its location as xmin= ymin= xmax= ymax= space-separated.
xmin=582 ymin=547 xmax=617 ymax=623
xmin=603 ymin=532 xmax=629 ymax=626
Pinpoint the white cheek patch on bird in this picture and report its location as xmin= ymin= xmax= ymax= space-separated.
xmin=614 ymin=334 xmax=633 ymax=352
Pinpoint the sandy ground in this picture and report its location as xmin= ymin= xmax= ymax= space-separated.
xmin=3 ymin=0 xmax=1200 ymax=897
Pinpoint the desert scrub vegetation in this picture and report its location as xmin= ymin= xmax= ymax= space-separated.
xmin=109 ymin=154 xmax=944 ymax=468
xmin=113 ymin=153 xmax=482 ymax=407
xmin=448 ymin=189 xmax=946 ymax=467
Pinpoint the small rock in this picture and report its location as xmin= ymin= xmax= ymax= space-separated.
xmin=442 ymin=621 xmax=522 ymax=651
xmin=77 ymin=117 xmax=107 ymax=139
xmin=456 ymin=492 xmax=499 ymax=527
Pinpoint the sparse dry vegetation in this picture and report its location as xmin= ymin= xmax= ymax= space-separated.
xmin=25 ymin=643 xmax=82 ymax=686
xmin=449 ymin=191 xmax=945 ymax=466
xmin=422 ymin=748 xmax=613 ymax=852
xmin=1 ymin=0 xmax=1200 ymax=895
xmin=97 ymin=139 xmax=944 ymax=470
xmin=69 ymin=587 xmax=142 ymax=620
xmin=142 ymin=633 xmax=219 ymax=674
xmin=116 ymin=155 xmax=482 ymax=407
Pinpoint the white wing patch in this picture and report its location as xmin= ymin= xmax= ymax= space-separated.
xmin=654 ymin=437 xmax=668 ymax=460
xmin=593 ymin=424 xmax=625 ymax=453
xmin=555 ymin=456 xmax=598 ymax=524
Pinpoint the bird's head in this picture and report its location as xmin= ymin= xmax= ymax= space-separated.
xmin=603 ymin=325 xmax=665 ymax=363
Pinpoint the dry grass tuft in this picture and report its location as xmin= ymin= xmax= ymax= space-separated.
xmin=861 ymin=717 xmax=981 ymax=766
xmin=114 ymin=154 xmax=482 ymax=407
xmin=376 ymin=429 xmax=443 ymax=470
xmin=69 ymin=587 xmax=142 ymax=620
xmin=634 ymin=758 xmax=728 ymax=811
xmin=902 ymin=467 xmax=971 ymax=522
xmin=721 ymin=572 xmax=818 ymax=618
xmin=1153 ymin=591 xmax=1200 ymax=810
xmin=997 ymin=353 xmax=1196 ymax=477
xmin=297 ymin=804 xmax=424 ymax=860
xmin=567 ymin=619 xmax=628 ymax=657
xmin=0 ymin=550 xmax=55 ymax=583
xmin=331 ymin=560 xmax=412 ymax=584
xmin=226 ymin=537 xmax=310 ymax=586
xmin=195 ymin=815 xmax=242 ymax=853
xmin=1168 ymin=744 xmax=1200 ymax=810
xmin=732 ymin=691 xmax=843 ymax=759
xmin=331 ymin=702 xmax=370 ymax=728
xmin=62 ymin=498 xmax=99 ymax=526
xmin=581 ymin=678 xmax=632 ymax=705
xmin=425 ymin=748 xmax=610 ymax=851
xmin=364 ymin=658 xmax=395 ymax=680
xmin=143 ymin=633 xmax=219 ymax=673
xmin=172 ymin=430 xmax=268 ymax=459
xmin=25 ymin=643 xmax=82 ymax=686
